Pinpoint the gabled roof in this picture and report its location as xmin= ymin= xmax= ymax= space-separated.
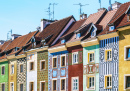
xmin=0 ymin=40 xmax=11 ymax=52
xmin=38 ymin=15 xmax=74 ymax=45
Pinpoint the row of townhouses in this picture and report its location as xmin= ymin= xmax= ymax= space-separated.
xmin=0 ymin=1 xmax=130 ymax=91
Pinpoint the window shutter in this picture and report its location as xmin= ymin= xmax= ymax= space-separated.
xmin=87 ymin=77 xmax=89 ymax=88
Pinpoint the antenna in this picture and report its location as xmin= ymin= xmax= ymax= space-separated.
xmin=7 ymin=29 xmax=12 ymax=40
xmin=52 ymin=3 xmax=58 ymax=20
xmin=109 ymin=0 xmax=112 ymax=6
xmin=99 ymin=0 xmax=101 ymax=8
xmin=73 ymin=3 xmax=89 ymax=15
xmin=45 ymin=3 xmax=52 ymax=20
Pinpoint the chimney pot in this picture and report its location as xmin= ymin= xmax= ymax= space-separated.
xmin=112 ymin=1 xmax=121 ymax=10
xmin=80 ymin=14 xmax=87 ymax=19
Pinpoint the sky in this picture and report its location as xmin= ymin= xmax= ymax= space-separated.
xmin=0 ymin=0 xmax=129 ymax=40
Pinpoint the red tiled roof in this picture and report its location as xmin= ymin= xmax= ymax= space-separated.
xmin=109 ymin=2 xmax=130 ymax=25
xmin=38 ymin=16 xmax=74 ymax=45
xmin=0 ymin=40 xmax=11 ymax=52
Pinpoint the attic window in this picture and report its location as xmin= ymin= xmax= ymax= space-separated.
xmin=76 ymin=33 xmax=81 ymax=39
xmin=61 ymin=39 xmax=65 ymax=44
xmin=109 ymin=26 xmax=115 ymax=31
xmin=128 ymin=15 xmax=130 ymax=21
xmin=91 ymin=27 xmax=96 ymax=37
xmin=15 ymin=47 xmax=19 ymax=51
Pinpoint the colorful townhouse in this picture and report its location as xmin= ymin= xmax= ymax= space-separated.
xmin=81 ymin=6 xmax=117 ymax=91
xmin=97 ymin=1 xmax=122 ymax=91
xmin=107 ymin=2 xmax=130 ymax=91
xmin=48 ymin=18 xmax=86 ymax=91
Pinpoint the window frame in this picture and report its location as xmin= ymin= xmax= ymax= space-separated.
xmin=72 ymin=52 xmax=78 ymax=65
xmin=104 ymin=74 xmax=112 ymax=89
xmin=1 ymin=65 xmax=5 ymax=75
xmin=88 ymin=51 xmax=95 ymax=63
xmin=19 ymin=83 xmax=24 ymax=91
xmin=124 ymin=74 xmax=130 ymax=90
xmin=71 ymin=77 xmax=79 ymax=91
xmin=10 ymin=82 xmax=14 ymax=91
xmin=52 ymin=56 xmax=57 ymax=68
xmin=60 ymin=78 xmax=66 ymax=91
xmin=60 ymin=54 xmax=66 ymax=67
xmin=105 ymin=49 xmax=112 ymax=61
xmin=124 ymin=45 xmax=130 ymax=61
xmin=10 ymin=64 xmax=14 ymax=74
xmin=19 ymin=64 xmax=24 ymax=73
xmin=86 ymin=76 xmax=95 ymax=90
xmin=29 ymin=62 xmax=34 ymax=71
xmin=40 ymin=81 xmax=46 ymax=91
xmin=29 ymin=81 xmax=34 ymax=91
xmin=1 ymin=83 xmax=5 ymax=91
xmin=52 ymin=79 xmax=57 ymax=91
xmin=40 ymin=60 xmax=46 ymax=70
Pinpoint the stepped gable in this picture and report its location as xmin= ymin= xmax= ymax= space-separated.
xmin=38 ymin=15 xmax=73 ymax=45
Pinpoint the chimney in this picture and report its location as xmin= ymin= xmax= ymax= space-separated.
xmin=98 ymin=8 xmax=106 ymax=12
xmin=112 ymin=1 xmax=121 ymax=10
xmin=12 ymin=34 xmax=21 ymax=40
xmin=40 ymin=19 xmax=54 ymax=32
xmin=80 ymin=14 xmax=87 ymax=19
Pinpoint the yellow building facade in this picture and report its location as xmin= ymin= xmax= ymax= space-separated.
xmin=119 ymin=27 xmax=130 ymax=91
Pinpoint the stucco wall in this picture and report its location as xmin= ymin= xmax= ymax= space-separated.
xmin=0 ymin=61 xmax=8 ymax=91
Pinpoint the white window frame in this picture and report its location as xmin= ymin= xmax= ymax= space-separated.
xmin=10 ymin=64 xmax=14 ymax=74
xmin=60 ymin=54 xmax=66 ymax=67
xmin=104 ymin=74 xmax=112 ymax=89
xmin=29 ymin=81 xmax=34 ymax=91
xmin=124 ymin=74 xmax=130 ymax=90
xmin=19 ymin=83 xmax=24 ymax=91
xmin=52 ymin=56 xmax=57 ymax=68
xmin=52 ymin=79 xmax=57 ymax=91
xmin=1 ymin=65 xmax=5 ymax=75
xmin=86 ymin=75 xmax=95 ymax=90
xmin=60 ymin=78 xmax=66 ymax=91
xmin=71 ymin=77 xmax=79 ymax=91
xmin=1 ymin=83 xmax=5 ymax=91
xmin=124 ymin=45 xmax=130 ymax=61
xmin=40 ymin=60 xmax=46 ymax=70
xmin=10 ymin=82 xmax=14 ymax=91
xmin=72 ymin=52 xmax=78 ymax=65
xmin=19 ymin=63 xmax=24 ymax=73
xmin=40 ymin=81 xmax=46 ymax=91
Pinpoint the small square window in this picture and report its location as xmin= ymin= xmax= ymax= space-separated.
xmin=61 ymin=79 xmax=65 ymax=91
xmin=1 ymin=66 xmax=5 ymax=75
xmin=76 ymin=33 xmax=81 ymax=39
xmin=40 ymin=60 xmax=45 ymax=70
xmin=53 ymin=57 xmax=57 ymax=68
xmin=109 ymin=26 xmax=115 ymax=31
xmin=29 ymin=82 xmax=34 ymax=91
xmin=72 ymin=77 xmax=79 ymax=91
xmin=30 ymin=62 xmax=34 ymax=71
xmin=61 ymin=39 xmax=65 ymax=44
xmin=72 ymin=52 xmax=78 ymax=64
xmin=20 ymin=64 xmax=23 ymax=73
xmin=40 ymin=82 xmax=45 ymax=91
xmin=61 ymin=56 xmax=66 ymax=67
xmin=11 ymin=65 xmax=14 ymax=74
xmin=105 ymin=49 xmax=112 ymax=61
xmin=53 ymin=80 xmax=57 ymax=91
xmin=88 ymin=52 xmax=94 ymax=63
xmin=20 ymin=84 xmax=23 ymax=91
xmin=104 ymin=75 xmax=112 ymax=89
xmin=87 ymin=76 xmax=95 ymax=89
xmin=1 ymin=83 xmax=5 ymax=91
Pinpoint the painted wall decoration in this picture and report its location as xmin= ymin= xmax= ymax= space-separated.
xmin=17 ymin=57 xmax=26 ymax=91
xmin=99 ymin=37 xmax=119 ymax=91
xmin=48 ymin=51 xmax=68 ymax=91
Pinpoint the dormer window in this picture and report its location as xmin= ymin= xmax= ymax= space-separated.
xmin=128 ymin=15 xmax=130 ymax=21
xmin=109 ymin=26 xmax=115 ymax=31
xmin=91 ymin=27 xmax=96 ymax=37
xmin=15 ymin=47 xmax=19 ymax=51
xmin=76 ymin=33 xmax=81 ymax=39
xmin=61 ymin=39 xmax=65 ymax=44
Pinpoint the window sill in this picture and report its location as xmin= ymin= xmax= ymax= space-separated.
xmin=105 ymin=87 xmax=112 ymax=89
xmin=87 ymin=87 xmax=95 ymax=90
xmin=61 ymin=66 xmax=66 ymax=68
xmin=125 ymin=58 xmax=130 ymax=61
xmin=88 ymin=62 xmax=95 ymax=64
xmin=40 ymin=69 xmax=46 ymax=71
xmin=72 ymin=62 xmax=78 ymax=65
xmin=105 ymin=59 xmax=112 ymax=62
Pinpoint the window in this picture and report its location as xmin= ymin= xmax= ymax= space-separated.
xmin=29 ymin=82 xmax=34 ymax=91
xmin=72 ymin=52 xmax=78 ymax=64
xmin=40 ymin=82 xmax=45 ymax=91
xmin=72 ymin=77 xmax=79 ymax=91
xmin=52 ymin=57 xmax=57 ymax=68
xmin=125 ymin=75 xmax=130 ymax=89
xmin=61 ymin=79 xmax=65 ymax=91
xmin=11 ymin=65 xmax=14 ymax=74
xmin=1 ymin=66 xmax=5 ymax=75
xmin=20 ymin=64 xmax=23 ymax=73
xmin=109 ymin=26 xmax=115 ymax=31
xmin=87 ymin=76 xmax=95 ymax=89
xmin=104 ymin=75 xmax=112 ymax=89
xmin=127 ymin=15 xmax=130 ymax=21
xmin=61 ymin=39 xmax=65 ymax=44
xmin=20 ymin=84 xmax=23 ymax=91
xmin=53 ymin=80 xmax=57 ymax=91
xmin=61 ymin=55 xmax=66 ymax=67
xmin=10 ymin=83 xmax=14 ymax=91
xmin=30 ymin=62 xmax=34 ymax=71
xmin=76 ymin=33 xmax=81 ymax=39
xmin=1 ymin=83 xmax=5 ymax=91
xmin=105 ymin=49 xmax=112 ymax=61
xmin=40 ymin=60 xmax=45 ymax=70
xmin=88 ymin=52 xmax=94 ymax=63
xmin=125 ymin=47 xmax=130 ymax=60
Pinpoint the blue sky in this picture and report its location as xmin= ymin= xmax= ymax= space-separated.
xmin=0 ymin=0 xmax=129 ymax=40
